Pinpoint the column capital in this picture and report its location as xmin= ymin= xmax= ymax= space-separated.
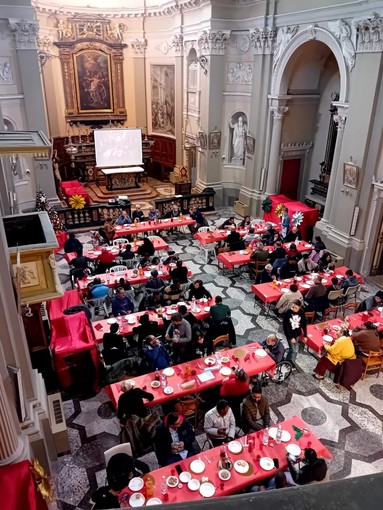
xmin=250 ymin=26 xmax=276 ymax=54
xmin=8 ymin=19 xmax=39 ymax=50
xmin=198 ymin=30 xmax=231 ymax=55
xmin=271 ymin=105 xmax=289 ymax=119
xmin=172 ymin=34 xmax=184 ymax=54
xmin=333 ymin=114 xmax=347 ymax=131
xmin=131 ymin=39 xmax=147 ymax=55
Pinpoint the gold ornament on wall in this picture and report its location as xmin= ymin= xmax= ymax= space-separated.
xmin=30 ymin=459 xmax=53 ymax=501
xmin=275 ymin=203 xmax=286 ymax=218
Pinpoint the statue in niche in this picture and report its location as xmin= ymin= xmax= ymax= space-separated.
xmin=334 ymin=19 xmax=355 ymax=70
xmin=228 ymin=112 xmax=247 ymax=165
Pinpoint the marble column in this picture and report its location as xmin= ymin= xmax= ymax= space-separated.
xmin=0 ymin=374 xmax=25 ymax=466
xmin=265 ymin=105 xmax=288 ymax=194
xmin=322 ymin=109 xmax=348 ymax=222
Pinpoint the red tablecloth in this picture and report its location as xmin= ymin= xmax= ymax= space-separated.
xmin=251 ymin=266 xmax=363 ymax=304
xmin=118 ymin=416 xmax=331 ymax=505
xmin=263 ymin=195 xmax=319 ymax=239
xmin=54 ymin=230 xmax=67 ymax=253
xmin=0 ymin=460 xmax=48 ymax=510
xmin=193 ymin=224 xmax=280 ymax=246
xmin=93 ymin=301 xmax=212 ymax=343
xmin=106 ymin=342 xmax=275 ymax=408
xmin=305 ymin=308 xmax=382 ymax=354
xmin=46 ymin=289 xmax=82 ymax=329
xmin=115 ymin=217 xmax=196 ymax=237
xmin=61 ymin=180 xmax=81 ymax=191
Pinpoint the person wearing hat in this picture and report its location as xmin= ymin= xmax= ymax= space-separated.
xmin=241 ymin=383 xmax=270 ymax=433
xmin=287 ymin=447 xmax=328 ymax=485
xmin=145 ymin=269 xmax=165 ymax=291
xmin=117 ymin=380 xmax=154 ymax=422
xmin=358 ymin=290 xmax=383 ymax=312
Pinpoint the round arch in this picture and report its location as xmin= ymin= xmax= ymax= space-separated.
xmin=272 ymin=25 xmax=348 ymax=103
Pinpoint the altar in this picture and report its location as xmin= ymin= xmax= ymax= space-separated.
xmin=101 ymin=166 xmax=144 ymax=190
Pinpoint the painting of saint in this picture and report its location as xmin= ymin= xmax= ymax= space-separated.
xmin=74 ymin=50 xmax=113 ymax=112
xmin=228 ymin=111 xmax=247 ymax=165
xmin=151 ymin=65 xmax=175 ymax=136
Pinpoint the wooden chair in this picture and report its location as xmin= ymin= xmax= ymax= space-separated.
xmin=249 ymin=259 xmax=268 ymax=282
xmin=174 ymin=395 xmax=201 ymax=428
xmin=213 ymin=334 xmax=230 ymax=352
xmin=361 ymin=351 xmax=383 ymax=379
xmin=323 ymin=306 xmax=338 ymax=321
xmin=342 ymin=302 xmax=358 ymax=319
xmin=305 ymin=311 xmax=316 ymax=323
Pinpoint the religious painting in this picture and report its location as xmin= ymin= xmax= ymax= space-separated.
xmin=150 ymin=65 xmax=175 ymax=137
xmin=209 ymin=131 xmax=221 ymax=150
xmin=74 ymin=50 xmax=113 ymax=113
xmin=245 ymin=135 xmax=255 ymax=155
xmin=228 ymin=111 xmax=247 ymax=165
xmin=343 ymin=161 xmax=359 ymax=188
xmin=198 ymin=132 xmax=207 ymax=150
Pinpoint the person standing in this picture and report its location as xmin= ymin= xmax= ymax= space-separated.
xmin=283 ymin=300 xmax=307 ymax=365
xmin=64 ymin=233 xmax=83 ymax=254
xmin=281 ymin=208 xmax=290 ymax=239
xmin=117 ymin=380 xmax=154 ymax=421
xmin=165 ymin=312 xmax=192 ymax=363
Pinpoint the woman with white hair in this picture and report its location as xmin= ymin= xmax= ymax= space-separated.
xmin=117 ymin=380 xmax=154 ymax=422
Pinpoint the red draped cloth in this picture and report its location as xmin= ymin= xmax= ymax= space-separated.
xmin=0 ymin=460 xmax=48 ymax=510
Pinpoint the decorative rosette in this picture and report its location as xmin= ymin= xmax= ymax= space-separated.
xmin=261 ymin=197 xmax=272 ymax=212
xmin=69 ymin=194 xmax=86 ymax=209
xmin=292 ymin=211 xmax=304 ymax=226
xmin=275 ymin=203 xmax=285 ymax=218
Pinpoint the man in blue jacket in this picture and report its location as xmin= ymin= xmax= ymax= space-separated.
xmin=112 ymin=287 xmax=134 ymax=316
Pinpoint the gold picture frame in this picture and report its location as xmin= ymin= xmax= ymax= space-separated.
xmin=343 ymin=162 xmax=359 ymax=189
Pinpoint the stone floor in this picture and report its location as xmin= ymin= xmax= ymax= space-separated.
xmin=52 ymin=208 xmax=383 ymax=509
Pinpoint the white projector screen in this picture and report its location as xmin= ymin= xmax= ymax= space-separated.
xmin=94 ymin=128 xmax=143 ymax=168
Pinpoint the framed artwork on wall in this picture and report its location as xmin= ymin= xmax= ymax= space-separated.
xmin=246 ymin=135 xmax=255 ymax=155
xmin=209 ymin=131 xmax=221 ymax=150
xmin=343 ymin=161 xmax=359 ymax=188
xmin=198 ymin=132 xmax=207 ymax=150
xmin=150 ymin=65 xmax=175 ymax=137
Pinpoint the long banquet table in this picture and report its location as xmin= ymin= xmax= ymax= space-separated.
xmin=106 ymin=342 xmax=275 ymax=408
xmin=251 ymin=266 xmax=364 ymax=305
xmin=115 ymin=217 xmax=196 ymax=237
xmin=194 ymin=223 xmax=281 ymax=246
xmin=117 ymin=416 xmax=331 ymax=505
xmin=92 ymin=300 xmax=213 ymax=343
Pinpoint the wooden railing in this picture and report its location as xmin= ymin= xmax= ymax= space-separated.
xmin=55 ymin=202 xmax=131 ymax=231
xmin=154 ymin=188 xmax=215 ymax=216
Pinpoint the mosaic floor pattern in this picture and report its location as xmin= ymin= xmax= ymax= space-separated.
xmin=53 ymin=207 xmax=383 ymax=509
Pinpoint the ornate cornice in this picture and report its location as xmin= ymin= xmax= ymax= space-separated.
xmin=131 ymin=38 xmax=147 ymax=54
xmin=280 ymin=141 xmax=312 ymax=158
xmin=8 ymin=19 xmax=39 ymax=50
xmin=354 ymin=12 xmax=383 ymax=52
xmin=198 ymin=30 xmax=231 ymax=55
xmin=250 ymin=27 xmax=276 ymax=54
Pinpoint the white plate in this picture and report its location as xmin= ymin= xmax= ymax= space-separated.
xmin=227 ymin=440 xmax=242 ymax=454
xmin=129 ymin=493 xmax=145 ymax=507
xmin=131 ymin=274 xmax=138 ymax=278
xmin=167 ymin=309 xmax=178 ymax=314
xmin=322 ymin=335 xmax=333 ymax=343
xmin=259 ymin=457 xmax=275 ymax=471
xmin=281 ymin=288 xmax=289 ymax=293
xmin=204 ymin=306 xmax=211 ymax=312
xmin=255 ymin=349 xmax=267 ymax=358
xmin=200 ymin=298 xmax=208 ymax=303
xmin=163 ymin=367 xmax=175 ymax=377
xmin=188 ymin=479 xmax=200 ymax=491
xmin=166 ymin=475 xmax=179 ymax=488
xmin=286 ymin=444 xmax=301 ymax=457
xmin=151 ymin=380 xmax=161 ymax=388
xmin=304 ymin=244 xmax=311 ymax=248
xmin=190 ymin=459 xmax=205 ymax=474
xmin=144 ymin=271 xmax=151 ymax=277
xmin=163 ymin=386 xmax=173 ymax=395
xmin=127 ymin=318 xmax=136 ymax=324
xmin=234 ymin=460 xmax=249 ymax=474
xmin=204 ymin=357 xmax=216 ymax=366
xmin=179 ymin=472 xmax=192 ymax=483
xmin=296 ymin=277 xmax=302 ymax=281
xmin=220 ymin=367 xmax=232 ymax=376
xmin=199 ymin=482 xmax=215 ymax=498
xmin=128 ymin=477 xmax=144 ymax=491
xmin=321 ymin=279 xmax=327 ymax=283
xmin=220 ymin=356 xmax=230 ymax=364
xmin=93 ymin=251 xmax=102 ymax=255
xmin=177 ymin=302 xmax=187 ymax=307
xmin=193 ymin=307 xmax=202 ymax=313
xmin=87 ymin=276 xmax=94 ymax=280
xmin=268 ymin=428 xmax=291 ymax=442
xmin=107 ymin=318 xmax=117 ymax=324
xmin=301 ymin=283 xmax=311 ymax=289
xmin=218 ymin=469 xmax=231 ymax=481
xmin=284 ymin=279 xmax=291 ymax=283
xmin=239 ymin=250 xmax=245 ymax=255
xmin=146 ymin=498 xmax=162 ymax=506
xmin=336 ymin=274 xmax=345 ymax=279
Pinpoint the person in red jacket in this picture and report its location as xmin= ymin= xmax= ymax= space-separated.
xmin=96 ymin=247 xmax=117 ymax=273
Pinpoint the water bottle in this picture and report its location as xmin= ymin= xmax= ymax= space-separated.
xmin=192 ymin=296 xmax=196 ymax=310
xmin=161 ymin=374 xmax=167 ymax=388
xmin=262 ymin=427 xmax=269 ymax=446
xmin=275 ymin=424 xmax=283 ymax=445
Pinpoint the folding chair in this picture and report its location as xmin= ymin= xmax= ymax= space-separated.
xmin=104 ymin=442 xmax=133 ymax=465
xmin=199 ymin=243 xmax=216 ymax=263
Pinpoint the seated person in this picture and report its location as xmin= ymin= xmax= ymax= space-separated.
xmin=318 ymin=251 xmax=333 ymax=271
xmin=161 ymin=250 xmax=179 ymax=265
xmin=226 ymin=226 xmax=241 ymax=250
xmin=250 ymin=242 xmax=269 ymax=264
xmin=276 ymin=284 xmax=303 ymax=315
xmin=170 ymin=260 xmax=188 ymax=284
xmin=279 ymin=257 xmax=299 ymax=280
xmin=163 ymin=281 xmax=184 ymax=304
xmin=287 ymin=448 xmax=328 ymax=485
xmin=352 ymin=321 xmax=381 ymax=356
xmin=340 ymin=269 xmax=359 ymax=291
xmin=239 ymin=215 xmax=251 ymax=228
xmin=143 ymin=291 xmax=166 ymax=311
xmin=241 ymin=383 xmax=270 ymax=433
xmin=259 ymin=263 xmax=275 ymax=283
xmin=148 ymin=206 xmax=161 ymax=221
xmin=220 ymin=368 xmax=250 ymax=398
xmin=146 ymin=269 xmax=165 ymax=291
xmin=188 ymin=279 xmax=212 ymax=301
xmin=249 ymin=469 xmax=295 ymax=493
xmin=314 ymin=236 xmax=326 ymax=251
xmin=284 ymin=226 xmax=302 ymax=243
xmin=357 ymin=290 xmax=383 ymax=312
xmin=116 ymin=211 xmax=132 ymax=225
xmin=243 ymin=228 xmax=257 ymax=244
xmin=96 ymin=247 xmax=117 ymax=273
xmin=263 ymin=223 xmax=276 ymax=241
xmin=90 ymin=277 xmax=110 ymax=300
xmin=114 ymin=278 xmax=135 ymax=301
xmin=310 ymin=246 xmax=324 ymax=264
xmin=219 ymin=216 xmax=236 ymax=229
xmin=139 ymin=253 xmax=152 ymax=268
xmin=112 ymin=287 xmax=134 ymax=317
xmin=69 ymin=249 xmax=92 ymax=279
xmin=298 ymin=253 xmax=318 ymax=274
xmin=208 ymin=295 xmax=236 ymax=347
xmin=314 ymin=326 xmax=356 ymax=379
xmin=137 ymin=237 xmax=155 ymax=257
xmin=204 ymin=399 xmax=236 ymax=446
xmin=305 ymin=275 xmax=328 ymax=312
xmin=64 ymin=233 xmax=83 ymax=254
xmin=120 ymin=243 xmax=135 ymax=260
xmin=189 ymin=206 xmax=204 ymax=233
xmin=165 ymin=312 xmax=192 ymax=363
xmin=269 ymin=241 xmax=286 ymax=263
xmin=132 ymin=314 xmax=159 ymax=347
xmin=169 ymin=204 xmax=181 ymax=218
xmin=102 ymin=323 xmax=128 ymax=365
xmin=262 ymin=334 xmax=285 ymax=364
xmin=142 ymin=335 xmax=171 ymax=372
xmin=117 ymin=380 xmax=154 ymax=422
xmin=132 ymin=204 xmax=144 ymax=222
xmin=178 ymin=305 xmax=197 ymax=328
xmin=285 ymin=243 xmax=300 ymax=259
xmin=326 ymin=277 xmax=342 ymax=303
xmin=154 ymin=413 xmax=199 ymax=466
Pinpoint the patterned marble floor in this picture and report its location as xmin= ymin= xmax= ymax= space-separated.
xmin=53 ymin=208 xmax=383 ymax=509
